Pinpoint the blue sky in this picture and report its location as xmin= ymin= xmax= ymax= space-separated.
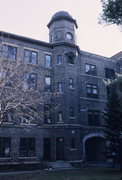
xmin=0 ymin=0 xmax=121 ymax=57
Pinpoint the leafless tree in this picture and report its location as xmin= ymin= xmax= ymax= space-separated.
xmin=0 ymin=40 xmax=44 ymax=126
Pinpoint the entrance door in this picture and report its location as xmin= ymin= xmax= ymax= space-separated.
xmin=56 ymin=138 xmax=64 ymax=160
xmin=85 ymin=137 xmax=106 ymax=162
xmin=43 ymin=138 xmax=51 ymax=161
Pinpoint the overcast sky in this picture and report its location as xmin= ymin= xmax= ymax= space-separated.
xmin=0 ymin=0 xmax=121 ymax=57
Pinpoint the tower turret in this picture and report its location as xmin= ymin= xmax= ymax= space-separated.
xmin=47 ymin=11 xmax=78 ymax=44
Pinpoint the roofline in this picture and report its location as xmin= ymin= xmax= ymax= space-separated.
xmin=0 ymin=31 xmax=52 ymax=48
xmin=47 ymin=16 xmax=78 ymax=29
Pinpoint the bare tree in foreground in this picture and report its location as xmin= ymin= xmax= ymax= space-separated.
xmin=0 ymin=41 xmax=43 ymax=126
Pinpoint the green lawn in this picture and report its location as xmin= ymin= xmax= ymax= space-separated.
xmin=0 ymin=167 xmax=122 ymax=180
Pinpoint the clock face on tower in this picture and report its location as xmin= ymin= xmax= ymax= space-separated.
xmin=66 ymin=33 xmax=73 ymax=40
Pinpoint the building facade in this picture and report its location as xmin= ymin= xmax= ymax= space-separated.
xmin=0 ymin=11 xmax=122 ymax=165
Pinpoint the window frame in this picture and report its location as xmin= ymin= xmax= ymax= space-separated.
xmin=86 ymin=84 xmax=98 ymax=99
xmin=105 ymin=68 xmax=115 ymax=79
xmin=57 ymin=111 xmax=63 ymax=123
xmin=44 ymin=76 xmax=51 ymax=92
xmin=0 ymin=137 xmax=11 ymax=158
xmin=57 ymin=55 xmax=63 ymax=64
xmin=85 ymin=63 xmax=97 ymax=76
xmin=19 ymin=138 xmax=35 ymax=157
xmin=24 ymin=49 xmax=38 ymax=65
xmin=45 ymin=54 xmax=52 ymax=68
xmin=70 ymin=106 xmax=75 ymax=117
xmin=57 ymin=82 xmax=62 ymax=92
xmin=2 ymin=44 xmax=17 ymax=61
xmin=88 ymin=110 xmax=101 ymax=126
xmin=23 ymin=73 xmax=37 ymax=91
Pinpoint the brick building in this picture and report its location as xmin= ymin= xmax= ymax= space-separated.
xmin=0 ymin=11 xmax=122 ymax=165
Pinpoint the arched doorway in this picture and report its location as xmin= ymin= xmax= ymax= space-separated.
xmin=83 ymin=133 xmax=106 ymax=163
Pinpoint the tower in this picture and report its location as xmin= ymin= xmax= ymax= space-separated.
xmin=47 ymin=11 xmax=78 ymax=44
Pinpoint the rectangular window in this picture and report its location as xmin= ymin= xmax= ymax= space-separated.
xmin=86 ymin=84 xmax=98 ymax=99
xmin=3 ymin=112 xmax=13 ymax=123
xmin=70 ymin=107 xmax=74 ymax=117
xmin=105 ymin=68 xmax=115 ymax=79
xmin=69 ymin=78 xmax=73 ymax=88
xmin=44 ymin=104 xmax=51 ymax=124
xmin=58 ymin=111 xmax=63 ymax=122
xmin=23 ymin=73 xmax=37 ymax=90
xmin=24 ymin=49 xmax=38 ymax=65
xmin=0 ymin=137 xmax=11 ymax=157
xmin=45 ymin=54 xmax=52 ymax=67
xmin=88 ymin=110 xmax=100 ymax=126
xmin=20 ymin=138 xmax=35 ymax=157
xmin=45 ymin=76 xmax=51 ymax=92
xmin=71 ymin=138 xmax=76 ymax=149
xmin=20 ymin=106 xmax=37 ymax=124
xmin=2 ymin=44 xmax=17 ymax=60
xmin=57 ymin=55 xmax=62 ymax=64
xmin=85 ymin=64 xmax=97 ymax=76
xmin=57 ymin=82 xmax=62 ymax=92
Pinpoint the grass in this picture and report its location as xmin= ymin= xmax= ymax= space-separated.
xmin=0 ymin=167 xmax=122 ymax=180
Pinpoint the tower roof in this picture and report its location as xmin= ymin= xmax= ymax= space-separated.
xmin=47 ymin=11 xmax=78 ymax=28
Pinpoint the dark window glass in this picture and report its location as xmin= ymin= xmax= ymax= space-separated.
xmin=44 ymin=77 xmax=51 ymax=92
xmin=70 ymin=107 xmax=74 ymax=117
xmin=57 ymin=55 xmax=62 ymax=64
xmin=85 ymin=64 xmax=97 ymax=76
xmin=23 ymin=73 xmax=37 ymax=90
xmin=57 ymin=82 xmax=62 ymax=92
xmin=20 ymin=138 xmax=35 ymax=157
xmin=44 ymin=104 xmax=51 ymax=124
xmin=45 ymin=54 xmax=52 ymax=67
xmin=86 ymin=84 xmax=98 ymax=99
xmin=24 ymin=50 xmax=38 ymax=64
xmin=88 ymin=110 xmax=100 ymax=126
xmin=66 ymin=51 xmax=76 ymax=65
xmin=69 ymin=78 xmax=73 ymax=88
xmin=105 ymin=68 xmax=115 ymax=79
xmin=71 ymin=138 xmax=76 ymax=149
xmin=2 ymin=45 xmax=17 ymax=60
xmin=0 ymin=137 xmax=11 ymax=157
xmin=58 ymin=111 xmax=63 ymax=122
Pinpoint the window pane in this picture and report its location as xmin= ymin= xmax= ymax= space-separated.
xmin=24 ymin=50 xmax=31 ymax=63
xmin=45 ymin=55 xmax=51 ymax=67
xmin=57 ymin=82 xmax=62 ymax=92
xmin=0 ymin=137 xmax=11 ymax=157
xmin=20 ymin=138 xmax=35 ymax=157
xmin=58 ymin=112 xmax=63 ymax=122
xmin=2 ymin=45 xmax=17 ymax=60
xmin=45 ymin=77 xmax=51 ymax=92
xmin=31 ymin=52 xmax=37 ymax=64
xmin=86 ymin=64 xmax=90 ymax=73
xmin=57 ymin=55 xmax=62 ymax=64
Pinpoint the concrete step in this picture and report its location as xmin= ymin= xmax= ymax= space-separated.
xmin=46 ymin=161 xmax=73 ymax=169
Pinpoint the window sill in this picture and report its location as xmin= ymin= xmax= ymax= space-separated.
xmin=56 ymin=63 xmax=63 ymax=65
xmin=20 ymin=123 xmax=37 ymax=126
xmin=69 ymin=117 xmax=76 ymax=119
xmin=44 ymin=66 xmax=52 ymax=69
xmin=1 ymin=122 xmax=13 ymax=125
xmin=23 ymin=62 xmax=38 ymax=66
xmin=67 ymin=63 xmax=75 ymax=66
xmin=0 ymin=157 xmax=11 ymax=159
xmin=18 ymin=157 xmax=36 ymax=159
xmin=2 ymin=58 xmax=17 ymax=62
xmin=70 ymin=148 xmax=77 ymax=151
xmin=57 ymin=121 xmax=64 ymax=124
xmin=69 ymin=87 xmax=75 ymax=90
